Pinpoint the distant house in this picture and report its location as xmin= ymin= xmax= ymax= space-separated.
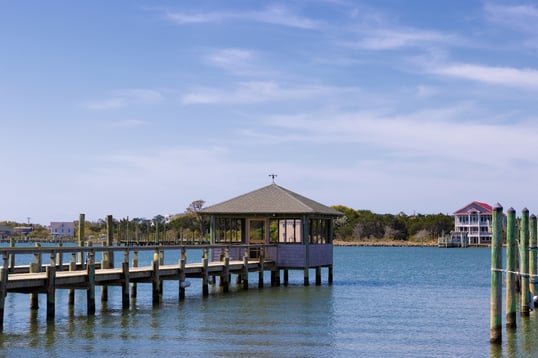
xmin=50 ymin=221 xmax=76 ymax=238
xmin=453 ymin=201 xmax=492 ymax=245
xmin=0 ymin=225 xmax=11 ymax=240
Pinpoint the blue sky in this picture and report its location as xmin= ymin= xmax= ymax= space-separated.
xmin=2 ymin=0 xmax=538 ymax=224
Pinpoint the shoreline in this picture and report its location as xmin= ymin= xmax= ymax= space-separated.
xmin=333 ymin=240 xmax=491 ymax=248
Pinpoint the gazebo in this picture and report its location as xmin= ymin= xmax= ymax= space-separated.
xmin=201 ymin=182 xmax=343 ymax=284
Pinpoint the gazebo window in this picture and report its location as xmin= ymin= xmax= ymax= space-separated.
xmin=309 ymin=219 xmax=330 ymax=244
xmin=269 ymin=219 xmax=302 ymax=243
xmin=214 ymin=218 xmax=243 ymax=243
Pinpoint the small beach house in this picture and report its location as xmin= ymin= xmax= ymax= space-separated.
xmin=453 ymin=201 xmax=492 ymax=245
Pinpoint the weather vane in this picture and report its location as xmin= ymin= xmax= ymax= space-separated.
xmin=269 ymin=173 xmax=278 ymax=183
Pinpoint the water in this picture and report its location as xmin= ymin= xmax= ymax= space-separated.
xmin=0 ymin=246 xmax=536 ymax=357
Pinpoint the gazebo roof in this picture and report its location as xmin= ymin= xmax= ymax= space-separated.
xmin=201 ymin=183 xmax=343 ymax=216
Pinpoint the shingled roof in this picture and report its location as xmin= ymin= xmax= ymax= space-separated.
xmin=201 ymin=184 xmax=343 ymax=216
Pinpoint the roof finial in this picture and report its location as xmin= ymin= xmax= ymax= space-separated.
xmin=269 ymin=173 xmax=278 ymax=183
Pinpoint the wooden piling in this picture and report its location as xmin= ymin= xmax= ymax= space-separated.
xmin=9 ymin=238 xmax=15 ymax=272
xmin=490 ymin=203 xmax=503 ymax=344
xmin=46 ymin=252 xmax=56 ymax=321
xmin=87 ymin=251 xmax=95 ymax=315
xmin=122 ymin=249 xmax=129 ymax=309
xmin=284 ymin=269 xmax=289 ymax=286
xmin=131 ymin=251 xmax=138 ymax=298
xmin=530 ymin=214 xmax=537 ymax=297
xmin=506 ymin=207 xmax=517 ymax=329
xmin=243 ymin=251 xmax=249 ymax=290
xmin=316 ymin=266 xmax=321 ymax=286
xmin=179 ymin=247 xmax=186 ymax=300
xmin=520 ymin=208 xmax=530 ymax=316
xmin=328 ymin=265 xmax=333 ymax=284
xmin=222 ymin=247 xmax=229 ymax=293
xmin=68 ymin=252 xmax=76 ymax=305
xmin=258 ymin=247 xmax=264 ymax=288
xmin=304 ymin=268 xmax=309 ymax=286
xmin=0 ymin=252 xmax=9 ymax=331
xmin=202 ymin=248 xmax=209 ymax=297
xmin=30 ymin=243 xmax=41 ymax=310
xmin=152 ymin=249 xmax=161 ymax=305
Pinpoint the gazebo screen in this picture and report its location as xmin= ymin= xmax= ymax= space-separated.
xmin=214 ymin=217 xmax=244 ymax=243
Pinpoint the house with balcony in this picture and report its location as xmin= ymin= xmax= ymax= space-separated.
xmin=453 ymin=201 xmax=492 ymax=245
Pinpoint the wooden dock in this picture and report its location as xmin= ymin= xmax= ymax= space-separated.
xmin=0 ymin=244 xmax=312 ymax=331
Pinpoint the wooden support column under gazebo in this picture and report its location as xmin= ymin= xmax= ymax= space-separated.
xmin=201 ymin=182 xmax=343 ymax=286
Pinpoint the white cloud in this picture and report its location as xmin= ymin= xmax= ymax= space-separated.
xmin=350 ymin=27 xmax=455 ymax=50
xmin=484 ymin=3 xmax=538 ymax=33
xmin=83 ymin=89 xmax=165 ymax=110
xmin=181 ymin=81 xmax=356 ymax=104
xmin=166 ymin=5 xmax=322 ymax=30
xmin=432 ymin=63 xmax=538 ymax=90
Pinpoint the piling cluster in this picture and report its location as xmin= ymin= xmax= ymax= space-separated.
xmin=490 ymin=205 xmax=538 ymax=344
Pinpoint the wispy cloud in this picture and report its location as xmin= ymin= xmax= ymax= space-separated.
xmin=181 ymin=81 xmax=357 ymax=105
xmin=431 ymin=63 xmax=538 ymax=90
xmin=205 ymin=48 xmax=262 ymax=75
xmin=166 ymin=5 xmax=322 ymax=30
xmin=484 ymin=3 xmax=538 ymax=34
xmin=83 ymin=89 xmax=165 ymax=110
xmin=247 ymin=102 xmax=538 ymax=168
xmin=348 ymin=27 xmax=455 ymax=50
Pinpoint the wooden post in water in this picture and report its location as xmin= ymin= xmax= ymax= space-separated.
xmin=121 ymin=249 xmax=130 ymax=309
xmin=202 ymin=248 xmax=209 ymax=297
xmin=87 ymin=250 xmax=95 ymax=315
xmin=506 ymin=207 xmax=517 ymax=329
xmin=490 ymin=203 xmax=503 ymax=344
xmin=328 ymin=265 xmax=333 ymax=284
xmin=222 ymin=247 xmax=229 ymax=293
xmin=242 ymin=250 xmax=249 ymax=290
xmin=258 ymin=247 xmax=264 ymax=288
xmin=152 ymin=249 xmax=161 ymax=305
xmin=520 ymin=208 xmax=530 ymax=316
xmin=131 ymin=251 xmax=138 ymax=298
xmin=179 ymin=247 xmax=186 ymax=300
xmin=304 ymin=268 xmax=309 ymax=286
xmin=46 ymin=251 xmax=56 ymax=321
xmin=0 ymin=252 xmax=9 ymax=331
xmin=316 ymin=266 xmax=322 ymax=286
xmin=284 ymin=269 xmax=289 ymax=286
xmin=30 ymin=243 xmax=42 ymax=310
xmin=530 ymin=214 xmax=537 ymax=298
xmin=68 ymin=252 xmax=76 ymax=305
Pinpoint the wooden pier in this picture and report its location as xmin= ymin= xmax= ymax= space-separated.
xmin=0 ymin=244 xmax=334 ymax=331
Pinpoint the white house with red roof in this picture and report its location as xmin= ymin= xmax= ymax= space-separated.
xmin=453 ymin=201 xmax=492 ymax=245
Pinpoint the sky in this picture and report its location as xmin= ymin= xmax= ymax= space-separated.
xmin=2 ymin=0 xmax=538 ymax=225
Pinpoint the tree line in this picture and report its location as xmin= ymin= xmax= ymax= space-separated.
xmin=332 ymin=205 xmax=454 ymax=242
xmin=2 ymin=201 xmax=453 ymax=243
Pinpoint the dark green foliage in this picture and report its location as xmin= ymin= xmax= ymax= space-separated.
xmin=332 ymin=206 xmax=453 ymax=241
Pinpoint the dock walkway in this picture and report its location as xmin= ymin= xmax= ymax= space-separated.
xmin=0 ymin=244 xmax=281 ymax=330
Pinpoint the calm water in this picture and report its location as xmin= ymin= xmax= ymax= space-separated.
xmin=0 ymin=246 xmax=536 ymax=357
